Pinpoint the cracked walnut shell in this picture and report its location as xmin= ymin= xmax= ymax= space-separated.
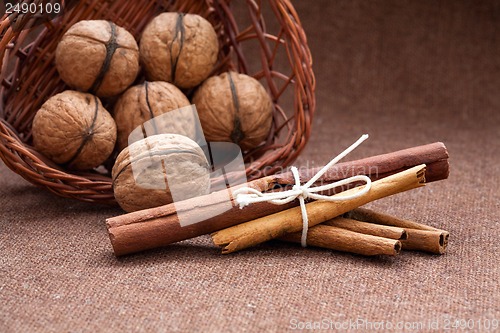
xmin=56 ymin=20 xmax=140 ymax=97
xmin=192 ymin=72 xmax=273 ymax=151
xmin=140 ymin=12 xmax=218 ymax=89
xmin=112 ymin=133 xmax=211 ymax=212
xmin=32 ymin=90 xmax=117 ymax=170
xmin=113 ymin=81 xmax=192 ymax=152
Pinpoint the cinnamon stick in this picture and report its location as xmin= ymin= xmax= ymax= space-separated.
xmin=324 ymin=217 xmax=407 ymax=240
xmin=346 ymin=208 xmax=449 ymax=254
xmin=107 ymin=142 xmax=448 ymax=256
xmin=400 ymin=229 xmax=448 ymax=254
xmin=211 ymin=165 xmax=426 ymax=254
xmin=280 ymin=225 xmax=401 ymax=256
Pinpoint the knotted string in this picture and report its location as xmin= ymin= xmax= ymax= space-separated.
xmin=233 ymin=134 xmax=372 ymax=247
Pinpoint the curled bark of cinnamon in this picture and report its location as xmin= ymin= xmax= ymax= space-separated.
xmin=280 ymin=225 xmax=402 ymax=256
xmin=107 ymin=142 xmax=449 ymax=256
xmin=211 ymin=165 xmax=426 ymax=254
xmin=324 ymin=217 xmax=407 ymax=241
xmin=346 ymin=208 xmax=449 ymax=254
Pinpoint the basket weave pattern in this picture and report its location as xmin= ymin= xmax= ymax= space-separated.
xmin=0 ymin=0 xmax=315 ymax=204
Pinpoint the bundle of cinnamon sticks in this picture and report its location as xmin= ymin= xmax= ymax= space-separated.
xmin=279 ymin=207 xmax=449 ymax=256
xmin=106 ymin=142 xmax=450 ymax=257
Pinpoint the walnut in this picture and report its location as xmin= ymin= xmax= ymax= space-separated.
xmin=192 ymin=71 xmax=274 ymax=151
xmin=56 ymin=20 xmax=140 ymax=97
xmin=32 ymin=90 xmax=116 ymax=170
xmin=113 ymin=81 xmax=192 ymax=151
xmin=112 ymin=133 xmax=211 ymax=212
xmin=139 ymin=12 xmax=218 ymax=89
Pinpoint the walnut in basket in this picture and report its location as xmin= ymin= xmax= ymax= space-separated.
xmin=55 ymin=20 xmax=140 ymax=97
xmin=140 ymin=12 xmax=218 ymax=89
xmin=113 ymin=81 xmax=192 ymax=152
xmin=32 ymin=90 xmax=116 ymax=170
xmin=192 ymin=71 xmax=273 ymax=151
xmin=112 ymin=133 xmax=210 ymax=212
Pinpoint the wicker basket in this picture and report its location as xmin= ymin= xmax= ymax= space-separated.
xmin=0 ymin=0 xmax=315 ymax=205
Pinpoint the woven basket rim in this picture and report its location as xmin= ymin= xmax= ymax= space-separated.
xmin=0 ymin=0 xmax=315 ymax=205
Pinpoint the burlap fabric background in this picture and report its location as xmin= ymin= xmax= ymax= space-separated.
xmin=1 ymin=0 xmax=499 ymax=332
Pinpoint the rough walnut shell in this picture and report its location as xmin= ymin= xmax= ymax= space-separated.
xmin=56 ymin=20 xmax=140 ymax=97
xmin=32 ymin=90 xmax=117 ymax=170
xmin=192 ymin=71 xmax=273 ymax=151
xmin=140 ymin=12 xmax=218 ymax=89
xmin=112 ymin=133 xmax=210 ymax=212
xmin=113 ymin=81 xmax=192 ymax=152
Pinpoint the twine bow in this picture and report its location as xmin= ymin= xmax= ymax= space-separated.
xmin=233 ymin=135 xmax=372 ymax=247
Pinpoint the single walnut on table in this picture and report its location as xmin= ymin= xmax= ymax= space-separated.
xmin=193 ymin=71 xmax=274 ymax=151
xmin=112 ymin=133 xmax=211 ymax=212
xmin=32 ymin=90 xmax=116 ymax=170
xmin=56 ymin=20 xmax=140 ymax=97
xmin=113 ymin=81 xmax=192 ymax=152
xmin=140 ymin=12 xmax=218 ymax=89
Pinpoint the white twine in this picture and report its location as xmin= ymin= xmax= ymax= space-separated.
xmin=233 ymin=134 xmax=372 ymax=247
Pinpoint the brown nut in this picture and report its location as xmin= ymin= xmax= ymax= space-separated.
xmin=56 ymin=20 xmax=140 ymax=97
xmin=140 ymin=12 xmax=218 ymax=89
xmin=32 ymin=90 xmax=117 ymax=170
xmin=112 ymin=133 xmax=210 ymax=212
xmin=113 ymin=81 xmax=192 ymax=151
xmin=192 ymin=71 xmax=273 ymax=151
